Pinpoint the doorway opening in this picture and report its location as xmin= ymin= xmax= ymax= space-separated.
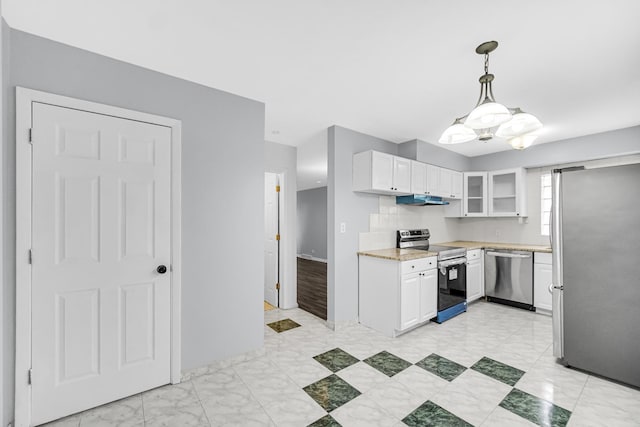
xmin=264 ymin=172 xmax=282 ymax=308
xmin=296 ymin=186 xmax=328 ymax=320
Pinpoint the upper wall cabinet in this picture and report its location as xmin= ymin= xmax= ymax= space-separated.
xmin=463 ymin=172 xmax=488 ymax=217
xmin=488 ymin=167 xmax=527 ymax=217
xmin=451 ymin=171 xmax=463 ymax=199
xmin=426 ymin=165 xmax=462 ymax=199
xmin=353 ymin=150 xmax=412 ymax=195
xmin=411 ymin=161 xmax=427 ymax=194
xmin=411 ymin=162 xmax=461 ymax=199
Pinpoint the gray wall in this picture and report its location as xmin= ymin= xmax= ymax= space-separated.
xmin=264 ymin=141 xmax=298 ymax=309
xmin=3 ymin=27 xmax=265 ymax=424
xmin=327 ymin=125 xmax=399 ymax=324
xmin=297 ymin=187 xmax=327 ymax=260
xmin=398 ymin=139 xmax=472 ymax=171
xmin=470 ymin=126 xmax=640 ymax=170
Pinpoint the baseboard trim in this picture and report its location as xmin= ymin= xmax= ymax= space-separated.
xmin=181 ymin=347 xmax=266 ymax=382
xmin=326 ymin=319 xmax=359 ymax=331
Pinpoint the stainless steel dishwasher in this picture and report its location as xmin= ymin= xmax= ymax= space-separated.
xmin=484 ymin=249 xmax=534 ymax=310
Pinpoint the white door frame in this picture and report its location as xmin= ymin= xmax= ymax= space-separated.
xmin=14 ymin=87 xmax=183 ymax=426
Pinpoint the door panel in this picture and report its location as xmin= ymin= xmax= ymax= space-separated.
xmin=119 ymin=179 xmax=155 ymax=259
xmin=56 ymin=289 xmax=100 ymax=383
xmin=371 ymin=152 xmax=393 ymax=191
xmin=393 ymin=157 xmax=411 ymax=193
xmin=55 ymin=174 xmax=101 ymax=263
xmin=419 ymin=270 xmax=438 ymax=322
xmin=31 ymin=102 xmax=172 ymax=425
xmin=399 ymin=273 xmax=419 ymax=330
xmin=120 ymin=282 xmax=156 ymax=366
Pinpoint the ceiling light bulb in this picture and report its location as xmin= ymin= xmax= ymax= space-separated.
xmin=464 ymin=102 xmax=512 ymax=129
xmin=496 ymin=110 xmax=542 ymax=139
xmin=438 ymin=121 xmax=476 ymax=144
xmin=508 ymin=132 xmax=538 ymax=150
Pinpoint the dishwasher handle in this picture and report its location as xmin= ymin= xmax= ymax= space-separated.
xmin=485 ymin=251 xmax=531 ymax=259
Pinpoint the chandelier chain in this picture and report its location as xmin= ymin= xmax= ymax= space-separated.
xmin=484 ymin=53 xmax=489 ymax=75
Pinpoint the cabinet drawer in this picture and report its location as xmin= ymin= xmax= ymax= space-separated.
xmin=401 ymin=256 xmax=437 ymax=274
xmin=467 ymin=249 xmax=482 ymax=260
xmin=534 ymin=252 xmax=552 ymax=265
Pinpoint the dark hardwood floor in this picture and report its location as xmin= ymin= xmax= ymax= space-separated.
xmin=297 ymin=257 xmax=327 ymax=320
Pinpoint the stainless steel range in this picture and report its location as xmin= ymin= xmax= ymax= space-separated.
xmin=397 ymin=229 xmax=468 ymax=323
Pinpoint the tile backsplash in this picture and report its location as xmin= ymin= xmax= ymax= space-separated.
xmin=358 ymin=196 xmax=460 ymax=251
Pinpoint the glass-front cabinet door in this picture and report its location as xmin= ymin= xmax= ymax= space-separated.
xmin=488 ymin=168 xmax=527 ymax=216
xmin=463 ymin=172 xmax=488 ymax=216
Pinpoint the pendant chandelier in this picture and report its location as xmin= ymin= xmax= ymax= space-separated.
xmin=439 ymin=41 xmax=542 ymax=150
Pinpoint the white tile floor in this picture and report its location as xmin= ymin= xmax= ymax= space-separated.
xmin=43 ymin=302 xmax=640 ymax=426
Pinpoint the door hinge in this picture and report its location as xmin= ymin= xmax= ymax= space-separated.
xmin=276 ymin=282 xmax=280 ymax=291
xmin=28 ymin=369 xmax=33 ymax=385
xmin=28 ymin=128 xmax=33 ymax=144
xmin=28 ymin=249 xmax=32 ymax=264
xmin=275 ymin=185 xmax=280 ymax=193
xmin=275 ymin=234 xmax=280 ymax=241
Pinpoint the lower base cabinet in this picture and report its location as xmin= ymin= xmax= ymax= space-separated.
xmin=359 ymin=255 xmax=437 ymax=337
xmin=466 ymin=249 xmax=484 ymax=302
xmin=400 ymin=269 xmax=437 ymax=330
xmin=534 ymin=252 xmax=553 ymax=311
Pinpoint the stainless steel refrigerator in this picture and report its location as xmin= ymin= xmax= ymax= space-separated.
xmin=551 ymin=163 xmax=640 ymax=388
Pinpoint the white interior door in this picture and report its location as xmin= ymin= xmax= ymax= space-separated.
xmin=31 ymin=102 xmax=172 ymax=425
xmin=264 ymin=173 xmax=279 ymax=307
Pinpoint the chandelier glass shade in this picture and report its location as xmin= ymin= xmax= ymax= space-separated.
xmin=465 ymin=101 xmax=512 ymax=130
xmin=438 ymin=118 xmax=477 ymax=144
xmin=439 ymin=41 xmax=542 ymax=150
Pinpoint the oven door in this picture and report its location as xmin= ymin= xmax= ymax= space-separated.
xmin=438 ymin=258 xmax=467 ymax=312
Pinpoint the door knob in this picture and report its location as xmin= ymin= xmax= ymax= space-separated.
xmin=157 ymin=265 xmax=167 ymax=274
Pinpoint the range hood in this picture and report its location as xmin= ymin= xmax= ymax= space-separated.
xmin=396 ymin=195 xmax=449 ymax=206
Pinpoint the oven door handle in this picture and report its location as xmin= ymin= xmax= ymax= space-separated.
xmin=485 ymin=251 xmax=531 ymax=259
xmin=438 ymin=257 xmax=467 ymax=268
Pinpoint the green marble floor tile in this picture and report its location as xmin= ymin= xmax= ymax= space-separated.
xmin=307 ymin=414 xmax=342 ymax=427
xmin=403 ymin=400 xmax=473 ymax=427
xmin=415 ymin=353 xmax=467 ymax=381
xmin=267 ymin=318 xmax=301 ymax=333
xmin=500 ymin=388 xmax=572 ymax=427
xmin=471 ymin=356 xmax=525 ymax=386
xmin=313 ymin=348 xmax=359 ymax=373
xmin=363 ymin=350 xmax=412 ymax=377
xmin=303 ymin=374 xmax=361 ymax=412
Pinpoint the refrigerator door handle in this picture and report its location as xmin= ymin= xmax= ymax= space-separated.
xmin=551 ymin=170 xmax=564 ymax=359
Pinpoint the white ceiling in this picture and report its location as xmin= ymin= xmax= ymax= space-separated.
xmin=5 ymin=1 xmax=640 ymax=189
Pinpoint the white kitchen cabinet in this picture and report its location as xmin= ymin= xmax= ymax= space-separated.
xmin=534 ymin=252 xmax=553 ymax=312
xmin=463 ymin=172 xmax=488 ymax=217
xmin=466 ymin=249 xmax=484 ymax=302
xmin=451 ymin=171 xmax=463 ymax=199
xmin=426 ymin=164 xmax=440 ymax=196
xmin=488 ymin=167 xmax=527 ymax=217
xmin=436 ymin=168 xmax=462 ymax=199
xmin=353 ymin=150 xmax=412 ymax=195
xmin=399 ymin=272 xmax=420 ymax=330
xmin=410 ymin=160 xmax=427 ymax=195
xmin=439 ymin=168 xmax=453 ymax=197
xmin=359 ymin=255 xmax=438 ymax=337
xmin=419 ymin=269 xmax=438 ymax=322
